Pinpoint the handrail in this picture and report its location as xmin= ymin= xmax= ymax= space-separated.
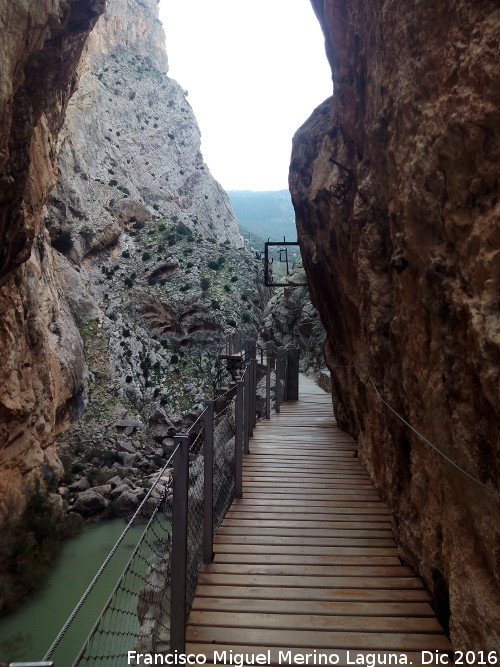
xmin=330 ymin=361 xmax=500 ymax=497
xmin=42 ymin=445 xmax=180 ymax=662
xmin=32 ymin=339 xmax=301 ymax=666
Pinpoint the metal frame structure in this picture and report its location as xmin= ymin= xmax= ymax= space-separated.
xmin=263 ymin=241 xmax=308 ymax=287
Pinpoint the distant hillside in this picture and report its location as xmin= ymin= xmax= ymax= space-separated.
xmin=228 ymin=190 xmax=297 ymax=242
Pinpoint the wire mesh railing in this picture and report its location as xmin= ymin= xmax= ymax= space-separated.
xmin=213 ymin=402 xmax=236 ymax=531
xmin=186 ymin=424 xmax=205 ymax=614
xmin=41 ymin=449 xmax=178 ymax=666
xmin=76 ymin=476 xmax=174 ymax=663
xmin=27 ymin=340 xmax=299 ymax=667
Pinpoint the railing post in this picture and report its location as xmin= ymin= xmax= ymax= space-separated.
xmin=285 ymin=351 xmax=289 ymax=398
xmin=203 ymin=401 xmax=215 ymax=564
xmin=243 ymin=363 xmax=250 ymax=454
xmin=170 ymin=434 xmax=190 ymax=654
xmin=275 ymin=346 xmax=285 ymax=413
xmin=249 ymin=358 xmax=257 ymax=436
xmin=235 ymin=379 xmax=244 ymax=498
xmin=266 ymin=342 xmax=273 ymax=419
xmin=286 ymin=345 xmax=299 ymax=400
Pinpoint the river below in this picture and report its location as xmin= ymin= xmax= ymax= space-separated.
xmin=0 ymin=518 xmax=145 ymax=665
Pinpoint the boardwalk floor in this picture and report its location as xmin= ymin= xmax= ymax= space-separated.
xmin=186 ymin=376 xmax=451 ymax=665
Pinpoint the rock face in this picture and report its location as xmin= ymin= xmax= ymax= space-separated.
xmin=45 ymin=0 xmax=262 ymax=493
xmin=0 ymin=0 xmax=104 ymax=524
xmin=0 ymin=0 xmax=253 ymax=535
xmin=290 ymin=0 xmax=499 ymax=650
xmin=47 ymin=0 xmax=241 ymax=253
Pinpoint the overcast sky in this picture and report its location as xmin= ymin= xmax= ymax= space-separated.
xmin=158 ymin=0 xmax=333 ymax=191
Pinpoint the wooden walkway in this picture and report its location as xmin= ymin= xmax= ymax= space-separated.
xmin=186 ymin=376 xmax=451 ymax=665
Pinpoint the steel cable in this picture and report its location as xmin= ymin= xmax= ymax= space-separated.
xmin=43 ymin=446 xmax=179 ymax=661
xmin=330 ymin=361 xmax=500 ymax=497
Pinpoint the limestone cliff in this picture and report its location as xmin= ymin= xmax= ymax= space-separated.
xmin=0 ymin=0 xmax=104 ymax=525
xmin=290 ymin=0 xmax=499 ymax=650
xmin=47 ymin=0 xmax=240 ymax=253
xmin=0 ymin=0 xmax=253 ymax=536
xmin=45 ymin=0 xmax=262 ymax=503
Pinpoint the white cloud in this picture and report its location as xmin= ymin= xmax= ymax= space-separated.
xmin=158 ymin=0 xmax=332 ymax=191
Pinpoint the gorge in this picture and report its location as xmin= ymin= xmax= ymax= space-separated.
xmin=0 ymin=0 xmax=264 ymax=617
xmin=0 ymin=0 xmax=498 ymax=657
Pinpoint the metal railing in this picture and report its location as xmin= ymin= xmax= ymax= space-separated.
xmin=19 ymin=341 xmax=298 ymax=666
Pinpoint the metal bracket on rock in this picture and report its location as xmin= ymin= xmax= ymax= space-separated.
xmin=329 ymin=157 xmax=354 ymax=205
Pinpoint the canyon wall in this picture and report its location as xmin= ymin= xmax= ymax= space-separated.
xmin=48 ymin=0 xmax=241 ymax=253
xmin=0 ymin=0 xmax=252 ymax=532
xmin=0 ymin=0 xmax=104 ymax=523
xmin=46 ymin=0 xmax=262 ymax=502
xmin=290 ymin=0 xmax=499 ymax=650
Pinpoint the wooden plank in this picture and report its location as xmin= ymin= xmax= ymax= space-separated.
xmin=241 ymin=471 xmax=372 ymax=479
xmin=242 ymin=460 xmax=364 ymax=465
xmin=202 ymin=563 xmax=415 ymax=577
xmin=244 ymin=454 xmax=358 ymax=460
xmin=185 ymin=645 xmax=428 ymax=667
xmin=188 ymin=610 xmax=443 ymax=633
xmin=242 ymin=464 xmax=367 ymax=472
xmin=230 ymin=498 xmax=388 ymax=509
xmin=242 ymin=479 xmax=374 ymax=487
xmin=196 ymin=573 xmax=425 ymax=589
xmin=248 ymin=454 xmax=357 ymax=461
xmin=242 ymin=460 xmax=364 ymax=467
xmin=186 ymin=626 xmax=451 ymax=651
xmin=193 ymin=585 xmax=431 ymax=603
xmin=248 ymin=443 xmax=352 ymax=447
xmin=242 ymin=465 xmax=372 ymax=472
xmin=224 ymin=512 xmax=391 ymax=523
xmin=220 ymin=519 xmax=392 ymax=531
xmin=216 ymin=526 xmax=394 ymax=538
xmin=241 ymin=494 xmax=382 ymax=502
xmin=228 ymin=504 xmax=390 ymax=514
xmin=191 ymin=597 xmax=435 ymax=617
xmin=213 ymin=544 xmax=399 ymax=556
xmin=242 ymin=483 xmax=377 ymax=491
xmin=242 ymin=479 xmax=373 ymax=486
xmin=213 ymin=553 xmax=401 ymax=566
xmin=213 ymin=534 xmax=397 ymax=547
xmin=239 ymin=488 xmax=380 ymax=497
xmin=240 ymin=481 xmax=375 ymax=488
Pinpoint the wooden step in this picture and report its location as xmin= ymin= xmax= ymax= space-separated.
xmin=186 ymin=626 xmax=451 ymax=651
xmin=188 ymin=610 xmax=444 ymax=634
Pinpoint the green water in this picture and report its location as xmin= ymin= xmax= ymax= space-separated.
xmin=0 ymin=519 xmax=145 ymax=665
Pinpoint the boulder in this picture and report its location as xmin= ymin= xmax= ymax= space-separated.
xmin=114 ymin=489 xmax=139 ymax=513
xmin=115 ymin=419 xmax=143 ymax=430
xmin=73 ymin=490 xmax=109 ymax=516
xmin=90 ymin=484 xmax=112 ymax=497
xmin=69 ymin=477 xmax=90 ymax=492
xmin=121 ymin=453 xmax=137 ymax=467
xmin=117 ymin=440 xmax=136 ymax=454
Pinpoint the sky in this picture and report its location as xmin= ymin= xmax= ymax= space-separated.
xmin=158 ymin=0 xmax=333 ymax=192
